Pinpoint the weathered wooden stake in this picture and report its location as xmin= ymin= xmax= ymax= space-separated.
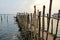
xmin=42 ymin=5 xmax=45 ymax=40
xmin=51 ymin=18 xmax=53 ymax=34
xmin=38 ymin=11 xmax=41 ymax=40
xmin=46 ymin=0 xmax=52 ymax=40
xmin=7 ymin=16 xmax=8 ymax=23
xmin=46 ymin=14 xmax=49 ymax=40
xmin=27 ymin=14 xmax=29 ymax=24
xmin=33 ymin=5 xmax=37 ymax=40
xmin=1 ymin=16 xmax=2 ymax=22
xmin=53 ymin=10 xmax=60 ymax=40
xmin=30 ymin=13 xmax=33 ymax=40
xmin=31 ymin=13 xmax=32 ymax=29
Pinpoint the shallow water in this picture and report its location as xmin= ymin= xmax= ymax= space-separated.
xmin=0 ymin=14 xmax=60 ymax=40
xmin=41 ymin=17 xmax=60 ymax=37
xmin=0 ymin=14 xmax=22 ymax=40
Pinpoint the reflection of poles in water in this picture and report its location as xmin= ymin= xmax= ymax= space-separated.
xmin=7 ymin=16 xmax=8 ymax=23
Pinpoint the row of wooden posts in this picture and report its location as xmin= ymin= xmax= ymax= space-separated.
xmin=16 ymin=0 xmax=60 ymax=40
xmin=0 ymin=15 xmax=8 ymax=23
xmin=16 ymin=13 xmax=33 ymax=40
xmin=16 ymin=9 xmax=60 ymax=40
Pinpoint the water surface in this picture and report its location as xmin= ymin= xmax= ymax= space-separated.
xmin=0 ymin=14 xmax=22 ymax=40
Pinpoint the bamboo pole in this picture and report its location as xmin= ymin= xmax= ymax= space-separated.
xmin=46 ymin=0 xmax=52 ymax=40
xmin=53 ymin=10 xmax=60 ymax=40
xmin=38 ymin=11 xmax=41 ymax=40
xmin=42 ymin=5 xmax=45 ymax=40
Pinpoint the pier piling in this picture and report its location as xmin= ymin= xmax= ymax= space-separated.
xmin=38 ymin=11 xmax=41 ymax=40
xmin=16 ymin=1 xmax=60 ymax=39
xmin=53 ymin=10 xmax=60 ymax=40
xmin=51 ymin=18 xmax=53 ymax=34
xmin=42 ymin=5 xmax=45 ymax=40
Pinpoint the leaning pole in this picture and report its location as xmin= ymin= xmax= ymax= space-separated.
xmin=46 ymin=0 xmax=53 ymax=40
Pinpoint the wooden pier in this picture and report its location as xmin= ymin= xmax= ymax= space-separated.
xmin=16 ymin=11 xmax=60 ymax=40
xmin=16 ymin=0 xmax=60 ymax=40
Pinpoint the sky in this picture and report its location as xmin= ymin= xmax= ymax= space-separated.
xmin=0 ymin=0 xmax=60 ymax=14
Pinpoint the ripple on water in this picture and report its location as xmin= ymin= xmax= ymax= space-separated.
xmin=0 ymin=14 xmax=22 ymax=40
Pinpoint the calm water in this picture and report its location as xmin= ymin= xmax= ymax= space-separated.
xmin=0 ymin=14 xmax=22 ymax=40
xmin=42 ymin=17 xmax=60 ymax=37
xmin=0 ymin=14 xmax=60 ymax=40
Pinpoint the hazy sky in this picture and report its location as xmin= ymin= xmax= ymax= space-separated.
xmin=0 ymin=0 xmax=60 ymax=14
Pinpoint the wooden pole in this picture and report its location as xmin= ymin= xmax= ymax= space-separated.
xmin=27 ymin=14 xmax=30 ymax=39
xmin=46 ymin=14 xmax=49 ymax=40
xmin=1 ymin=16 xmax=2 ymax=22
xmin=53 ymin=10 xmax=60 ymax=40
xmin=27 ymin=14 xmax=29 ymax=24
xmin=30 ymin=13 xmax=33 ymax=40
xmin=7 ymin=16 xmax=8 ymax=23
xmin=42 ymin=5 xmax=45 ymax=40
xmin=46 ymin=0 xmax=52 ymax=40
xmin=49 ymin=0 xmax=52 ymax=18
xmin=51 ymin=18 xmax=53 ymax=34
xmin=38 ymin=11 xmax=41 ymax=40
xmin=34 ymin=5 xmax=37 ymax=40
xmin=31 ymin=13 xmax=32 ymax=29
